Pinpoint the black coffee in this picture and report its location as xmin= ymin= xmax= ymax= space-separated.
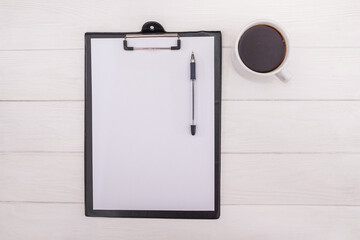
xmin=238 ymin=24 xmax=286 ymax=73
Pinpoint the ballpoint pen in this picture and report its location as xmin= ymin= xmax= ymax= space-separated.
xmin=190 ymin=52 xmax=196 ymax=136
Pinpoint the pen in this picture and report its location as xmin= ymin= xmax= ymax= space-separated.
xmin=190 ymin=52 xmax=196 ymax=136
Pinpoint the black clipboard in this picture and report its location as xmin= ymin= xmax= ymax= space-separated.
xmin=84 ymin=21 xmax=221 ymax=219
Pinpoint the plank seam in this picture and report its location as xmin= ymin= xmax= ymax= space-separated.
xmin=2 ymin=99 xmax=360 ymax=102
xmin=1 ymin=46 xmax=360 ymax=51
xmin=2 ymin=151 xmax=360 ymax=155
xmin=1 ymin=201 xmax=359 ymax=207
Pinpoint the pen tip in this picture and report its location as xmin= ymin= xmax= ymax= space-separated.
xmin=191 ymin=125 xmax=196 ymax=135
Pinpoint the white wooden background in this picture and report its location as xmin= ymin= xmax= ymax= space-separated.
xmin=1 ymin=0 xmax=360 ymax=239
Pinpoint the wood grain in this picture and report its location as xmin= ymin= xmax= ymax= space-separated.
xmin=223 ymin=48 xmax=360 ymax=100
xmin=222 ymin=101 xmax=360 ymax=153
xmin=222 ymin=154 xmax=360 ymax=205
xmin=1 ymin=152 xmax=360 ymax=206
xmin=0 ymin=0 xmax=359 ymax=49
xmin=1 ymin=48 xmax=360 ymax=101
xmin=1 ymin=101 xmax=360 ymax=153
xmin=0 ymin=102 xmax=83 ymax=152
xmin=0 ymin=152 xmax=83 ymax=203
xmin=1 ymin=203 xmax=359 ymax=240
xmin=0 ymin=50 xmax=83 ymax=100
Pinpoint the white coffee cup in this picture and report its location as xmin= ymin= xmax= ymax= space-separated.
xmin=232 ymin=20 xmax=291 ymax=82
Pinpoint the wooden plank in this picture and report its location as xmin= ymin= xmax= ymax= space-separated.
xmin=0 ymin=203 xmax=359 ymax=239
xmin=223 ymin=48 xmax=360 ymax=100
xmin=1 ymin=152 xmax=360 ymax=206
xmin=0 ymin=0 xmax=359 ymax=49
xmin=222 ymin=101 xmax=360 ymax=153
xmin=0 ymin=102 xmax=83 ymax=152
xmin=222 ymin=154 xmax=360 ymax=205
xmin=1 ymin=48 xmax=360 ymax=101
xmin=0 ymin=50 xmax=83 ymax=100
xmin=0 ymin=152 xmax=83 ymax=203
xmin=1 ymin=101 xmax=360 ymax=152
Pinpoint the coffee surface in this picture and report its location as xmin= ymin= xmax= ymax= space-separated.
xmin=238 ymin=25 xmax=286 ymax=73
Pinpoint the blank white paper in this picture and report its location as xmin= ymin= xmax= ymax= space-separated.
xmin=91 ymin=36 xmax=215 ymax=211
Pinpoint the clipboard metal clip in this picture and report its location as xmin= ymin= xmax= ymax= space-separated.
xmin=123 ymin=33 xmax=181 ymax=51
xmin=123 ymin=21 xmax=181 ymax=51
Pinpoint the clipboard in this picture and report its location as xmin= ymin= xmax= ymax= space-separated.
xmin=85 ymin=21 xmax=222 ymax=219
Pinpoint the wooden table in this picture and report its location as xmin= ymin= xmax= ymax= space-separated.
xmin=1 ymin=0 xmax=360 ymax=239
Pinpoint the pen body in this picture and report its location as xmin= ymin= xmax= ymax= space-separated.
xmin=191 ymin=80 xmax=196 ymax=125
xmin=190 ymin=54 xmax=196 ymax=135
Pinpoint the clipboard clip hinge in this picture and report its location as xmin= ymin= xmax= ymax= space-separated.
xmin=123 ymin=21 xmax=181 ymax=51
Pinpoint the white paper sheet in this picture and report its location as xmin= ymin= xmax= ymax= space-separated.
xmin=91 ymin=36 xmax=215 ymax=211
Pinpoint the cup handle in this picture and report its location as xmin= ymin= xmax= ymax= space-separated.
xmin=275 ymin=68 xmax=292 ymax=82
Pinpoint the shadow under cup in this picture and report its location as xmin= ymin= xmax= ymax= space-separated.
xmin=238 ymin=24 xmax=287 ymax=74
